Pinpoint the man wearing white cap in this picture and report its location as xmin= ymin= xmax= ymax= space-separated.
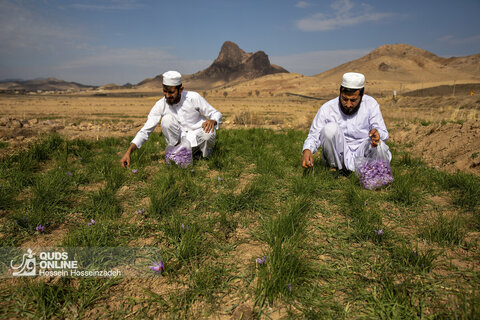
xmin=301 ymin=72 xmax=391 ymax=172
xmin=120 ymin=71 xmax=222 ymax=167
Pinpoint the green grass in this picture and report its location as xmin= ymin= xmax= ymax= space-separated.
xmin=0 ymin=130 xmax=479 ymax=318
xmin=419 ymin=213 xmax=466 ymax=246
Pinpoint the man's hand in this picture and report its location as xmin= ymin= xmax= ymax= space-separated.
xmin=369 ymin=128 xmax=380 ymax=147
xmin=120 ymin=152 xmax=131 ymax=168
xmin=120 ymin=143 xmax=138 ymax=168
xmin=302 ymin=149 xmax=314 ymax=168
xmin=202 ymin=119 xmax=217 ymax=133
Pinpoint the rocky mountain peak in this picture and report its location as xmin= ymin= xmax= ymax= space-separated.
xmin=187 ymin=41 xmax=288 ymax=86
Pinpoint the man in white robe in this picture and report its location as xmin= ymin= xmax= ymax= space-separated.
xmin=120 ymin=71 xmax=222 ymax=167
xmin=301 ymin=72 xmax=391 ymax=172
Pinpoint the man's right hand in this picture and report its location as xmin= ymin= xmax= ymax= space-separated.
xmin=120 ymin=152 xmax=131 ymax=168
xmin=120 ymin=143 xmax=138 ymax=168
xmin=302 ymin=149 xmax=314 ymax=168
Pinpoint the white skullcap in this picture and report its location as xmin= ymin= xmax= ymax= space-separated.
xmin=162 ymin=71 xmax=182 ymax=86
xmin=341 ymin=72 xmax=365 ymax=89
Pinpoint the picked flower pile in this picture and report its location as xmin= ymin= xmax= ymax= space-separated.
xmin=165 ymin=145 xmax=192 ymax=168
xmin=357 ymin=159 xmax=393 ymax=190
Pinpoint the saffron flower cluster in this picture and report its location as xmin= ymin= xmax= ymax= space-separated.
xmin=165 ymin=145 xmax=192 ymax=168
xmin=357 ymin=159 xmax=393 ymax=190
xmin=256 ymin=256 xmax=266 ymax=265
xmin=149 ymin=261 xmax=164 ymax=274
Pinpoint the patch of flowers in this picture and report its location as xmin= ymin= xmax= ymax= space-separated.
xmin=356 ymin=159 xmax=393 ymax=190
xmin=256 ymin=256 xmax=266 ymax=266
xmin=165 ymin=145 xmax=192 ymax=168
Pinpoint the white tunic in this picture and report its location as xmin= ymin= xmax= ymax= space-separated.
xmin=302 ymin=94 xmax=389 ymax=169
xmin=131 ymin=91 xmax=222 ymax=148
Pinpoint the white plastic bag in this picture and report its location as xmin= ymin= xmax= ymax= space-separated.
xmin=354 ymin=144 xmax=393 ymax=190
xmin=165 ymin=138 xmax=193 ymax=168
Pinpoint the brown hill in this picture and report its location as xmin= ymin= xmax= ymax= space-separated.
xmin=313 ymin=44 xmax=480 ymax=85
xmin=216 ymin=43 xmax=480 ymax=97
xmin=0 ymin=77 xmax=94 ymax=92
xmin=138 ymin=41 xmax=288 ymax=90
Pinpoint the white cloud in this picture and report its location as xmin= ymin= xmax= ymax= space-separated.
xmin=271 ymin=48 xmax=370 ymax=76
xmin=71 ymin=0 xmax=142 ymax=10
xmin=438 ymin=34 xmax=480 ymax=46
xmin=296 ymin=1 xmax=310 ymax=9
xmin=0 ymin=1 xmax=89 ymax=55
xmin=0 ymin=1 xmax=209 ymax=85
xmin=296 ymin=0 xmax=391 ymax=31
xmin=54 ymin=47 xmax=211 ymax=85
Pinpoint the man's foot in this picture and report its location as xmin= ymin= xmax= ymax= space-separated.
xmin=329 ymin=167 xmax=339 ymax=179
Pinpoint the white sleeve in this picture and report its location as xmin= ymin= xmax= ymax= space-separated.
xmin=302 ymin=106 xmax=326 ymax=154
xmin=131 ymin=100 xmax=165 ymax=148
xmin=194 ymin=93 xmax=222 ymax=129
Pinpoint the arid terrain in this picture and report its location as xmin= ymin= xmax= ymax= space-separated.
xmin=1 ymin=88 xmax=479 ymax=176
xmin=1 ymin=42 xmax=480 ymax=318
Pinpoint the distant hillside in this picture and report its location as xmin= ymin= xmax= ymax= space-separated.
xmin=138 ymin=41 xmax=289 ymax=90
xmin=216 ymin=43 xmax=480 ymax=97
xmin=313 ymin=44 xmax=480 ymax=83
xmin=0 ymin=78 xmax=95 ymax=92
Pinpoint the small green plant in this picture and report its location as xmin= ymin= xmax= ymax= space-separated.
xmin=82 ymin=187 xmax=122 ymax=219
xmin=367 ymin=275 xmax=428 ymax=318
xmin=387 ymin=171 xmax=422 ymax=206
xmin=7 ymin=278 xmax=117 ymax=319
xmin=389 ymin=244 xmax=438 ymax=273
xmin=419 ymin=213 xmax=465 ymax=246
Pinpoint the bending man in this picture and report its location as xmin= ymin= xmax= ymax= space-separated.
xmin=302 ymin=72 xmax=391 ymax=172
xmin=121 ymin=71 xmax=222 ymax=167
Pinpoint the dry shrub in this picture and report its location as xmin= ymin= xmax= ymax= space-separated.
xmin=232 ymin=111 xmax=263 ymax=125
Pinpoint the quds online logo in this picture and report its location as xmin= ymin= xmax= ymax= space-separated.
xmin=11 ymin=248 xmax=36 ymax=277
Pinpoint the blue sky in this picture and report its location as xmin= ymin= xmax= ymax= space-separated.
xmin=1 ymin=0 xmax=479 ymax=85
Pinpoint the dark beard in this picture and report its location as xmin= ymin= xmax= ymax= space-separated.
xmin=339 ymin=96 xmax=362 ymax=115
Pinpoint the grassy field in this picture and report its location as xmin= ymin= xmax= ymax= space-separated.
xmin=0 ymin=129 xmax=479 ymax=319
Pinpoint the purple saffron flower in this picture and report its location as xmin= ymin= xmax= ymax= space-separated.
xmin=256 ymin=256 xmax=266 ymax=265
xmin=217 ymin=176 xmax=223 ymax=182
xmin=357 ymin=159 xmax=393 ymax=190
xmin=374 ymin=229 xmax=384 ymax=236
xmin=288 ymin=283 xmax=292 ymax=292
xmin=165 ymin=145 xmax=193 ymax=168
xmin=181 ymin=223 xmax=185 ymax=229
xmin=132 ymin=169 xmax=138 ymax=174
xmin=137 ymin=208 xmax=145 ymax=214
xmin=149 ymin=261 xmax=164 ymax=274
xmin=66 ymin=171 xmax=72 ymax=176
xmin=88 ymin=219 xmax=96 ymax=226
xmin=36 ymin=224 xmax=45 ymax=233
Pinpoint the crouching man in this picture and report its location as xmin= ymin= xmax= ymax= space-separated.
xmin=121 ymin=71 xmax=222 ymax=167
xmin=301 ymin=72 xmax=391 ymax=173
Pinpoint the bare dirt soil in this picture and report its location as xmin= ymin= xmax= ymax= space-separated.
xmin=0 ymin=92 xmax=479 ymax=176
